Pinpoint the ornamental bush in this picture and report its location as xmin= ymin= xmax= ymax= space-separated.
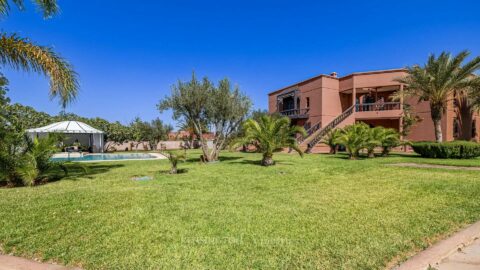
xmin=412 ymin=141 xmax=480 ymax=159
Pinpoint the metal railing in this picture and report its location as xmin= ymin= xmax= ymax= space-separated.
xmin=355 ymin=102 xmax=400 ymax=112
xmin=280 ymin=108 xmax=310 ymax=117
xmin=297 ymin=121 xmax=321 ymax=144
xmin=305 ymin=105 xmax=355 ymax=152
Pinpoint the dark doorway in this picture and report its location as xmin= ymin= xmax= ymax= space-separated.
xmin=282 ymin=96 xmax=294 ymax=111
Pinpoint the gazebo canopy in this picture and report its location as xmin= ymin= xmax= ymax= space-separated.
xmin=27 ymin=121 xmax=104 ymax=153
xmin=27 ymin=121 xmax=103 ymax=134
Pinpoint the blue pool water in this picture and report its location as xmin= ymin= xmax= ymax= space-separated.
xmin=51 ymin=153 xmax=156 ymax=162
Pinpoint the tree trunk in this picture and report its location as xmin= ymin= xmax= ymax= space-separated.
xmin=433 ymin=118 xmax=443 ymax=142
xmin=170 ymin=166 xmax=177 ymax=174
xmin=459 ymin=107 xmax=473 ymax=141
xmin=367 ymin=149 xmax=375 ymax=158
xmin=261 ymin=154 xmax=275 ymax=166
xmin=431 ymin=106 xmax=443 ymax=143
xmin=329 ymin=145 xmax=337 ymax=154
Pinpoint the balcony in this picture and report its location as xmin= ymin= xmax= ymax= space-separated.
xmin=355 ymin=102 xmax=402 ymax=119
xmin=279 ymin=108 xmax=310 ymax=119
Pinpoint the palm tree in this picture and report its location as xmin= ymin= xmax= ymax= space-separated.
xmin=234 ymin=115 xmax=306 ymax=166
xmin=365 ymin=127 xmax=383 ymax=158
xmin=455 ymin=82 xmax=480 ymax=140
xmin=163 ymin=150 xmax=186 ymax=174
xmin=472 ymin=84 xmax=480 ymax=116
xmin=395 ymin=51 xmax=480 ymax=142
xmin=378 ymin=128 xmax=402 ymax=157
xmin=337 ymin=123 xmax=370 ymax=160
xmin=321 ymin=128 xmax=342 ymax=154
xmin=0 ymin=0 xmax=78 ymax=107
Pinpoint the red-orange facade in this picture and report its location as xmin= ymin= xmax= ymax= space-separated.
xmin=268 ymin=69 xmax=480 ymax=142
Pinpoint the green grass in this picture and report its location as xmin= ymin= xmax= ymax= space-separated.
xmin=0 ymin=151 xmax=480 ymax=269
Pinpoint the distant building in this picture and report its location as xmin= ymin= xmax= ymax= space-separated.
xmin=268 ymin=69 xmax=479 ymax=152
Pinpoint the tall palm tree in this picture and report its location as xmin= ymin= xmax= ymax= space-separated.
xmin=455 ymin=88 xmax=475 ymax=140
xmin=0 ymin=0 xmax=78 ymax=107
xmin=455 ymin=79 xmax=480 ymax=140
xmin=395 ymin=51 xmax=480 ymax=142
xmin=233 ymin=115 xmax=306 ymax=166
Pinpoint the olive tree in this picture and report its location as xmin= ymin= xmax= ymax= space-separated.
xmin=158 ymin=73 xmax=251 ymax=162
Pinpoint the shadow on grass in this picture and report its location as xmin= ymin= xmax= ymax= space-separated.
xmin=0 ymin=163 xmax=125 ymax=188
xmin=230 ymin=158 xmax=295 ymax=166
xmin=326 ymin=152 xmax=420 ymax=161
xmin=185 ymin=155 xmax=244 ymax=163
xmin=47 ymin=163 xmax=125 ymax=182
xmin=325 ymin=153 xmax=364 ymax=160
xmin=157 ymin=168 xmax=189 ymax=175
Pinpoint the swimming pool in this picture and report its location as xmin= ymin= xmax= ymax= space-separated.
xmin=51 ymin=153 xmax=162 ymax=162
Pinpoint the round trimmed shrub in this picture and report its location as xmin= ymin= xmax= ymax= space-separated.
xmin=412 ymin=141 xmax=480 ymax=159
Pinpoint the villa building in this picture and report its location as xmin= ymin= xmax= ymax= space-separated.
xmin=268 ymin=68 xmax=480 ymax=152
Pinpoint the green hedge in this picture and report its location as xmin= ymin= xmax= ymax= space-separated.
xmin=412 ymin=141 xmax=480 ymax=159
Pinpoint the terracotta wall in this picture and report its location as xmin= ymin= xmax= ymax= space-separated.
xmin=405 ymin=97 xmax=455 ymax=142
xmin=359 ymin=119 xmax=400 ymax=130
xmin=106 ymin=140 xmax=185 ymax=151
xmin=298 ymin=77 xmax=323 ymax=126
xmin=320 ymin=77 xmax=342 ymax=126
xmin=268 ymin=94 xmax=277 ymax=112
xmin=340 ymin=70 xmax=406 ymax=90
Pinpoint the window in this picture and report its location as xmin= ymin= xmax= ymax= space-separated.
xmin=473 ymin=120 xmax=477 ymax=138
xmin=453 ymin=118 xmax=460 ymax=139
xmin=306 ymin=97 xmax=310 ymax=108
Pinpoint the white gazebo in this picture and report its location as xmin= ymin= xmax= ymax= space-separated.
xmin=27 ymin=121 xmax=105 ymax=153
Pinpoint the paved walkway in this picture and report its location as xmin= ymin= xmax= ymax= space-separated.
xmin=0 ymin=255 xmax=79 ymax=270
xmin=436 ymin=237 xmax=480 ymax=270
xmin=396 ymin=221 xmax=480 ymax=270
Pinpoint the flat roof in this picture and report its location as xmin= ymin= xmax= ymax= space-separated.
xmin=268 ymin=68 xmax=407 ymax=96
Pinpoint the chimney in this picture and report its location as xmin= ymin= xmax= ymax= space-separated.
xmin=330 ymin=72 xmax=338 ymax=78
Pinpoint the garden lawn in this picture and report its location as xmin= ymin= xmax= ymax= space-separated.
xmin=0 ymin=151 xmax=480 ymax=269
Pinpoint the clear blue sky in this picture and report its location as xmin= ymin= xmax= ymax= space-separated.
xmin=2 ymin=0 xmax=480 ymax=126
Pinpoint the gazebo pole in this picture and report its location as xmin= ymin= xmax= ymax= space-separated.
xmin=89 ymin=134 xmax=92 ymax=152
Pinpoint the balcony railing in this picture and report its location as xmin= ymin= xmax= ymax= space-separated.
xmin=279 ymin=108 xmax=310 ymax=117
xmin=355 ymin=102 xmax=400 ymax=112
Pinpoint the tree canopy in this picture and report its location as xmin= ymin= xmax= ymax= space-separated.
xmin=0 ymin=0 xmax=78 ymax=108
xmin=158 ymin=73 xmax=251 ymax=162
xmin=395 ymin=51 xmax=480 ymax=142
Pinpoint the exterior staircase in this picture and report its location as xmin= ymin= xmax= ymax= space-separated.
xmin=300 ymin=105 xmax=355 ymax=153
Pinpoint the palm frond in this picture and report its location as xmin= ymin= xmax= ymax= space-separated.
xmin=0 ymin=33 xmax=78 ymax=107
xmin=0 ymin=0 xmax=58 ymax=18
xmin=239 ymin=115 xmax=306 ymax=165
